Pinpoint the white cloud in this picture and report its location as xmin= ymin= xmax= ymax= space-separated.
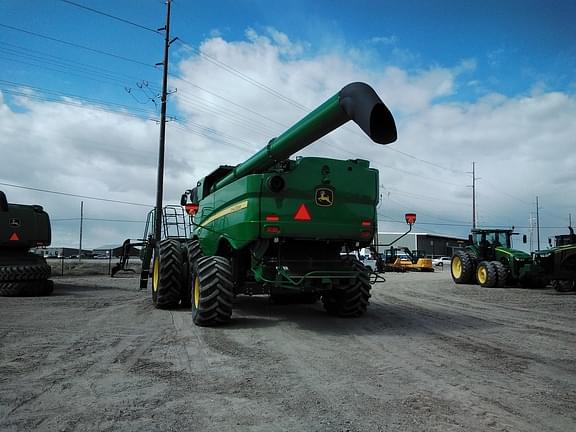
xmin=1 ymin=28 xmax=574 ymax=249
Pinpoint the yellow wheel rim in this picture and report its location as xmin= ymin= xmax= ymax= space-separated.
xmin=477 ymin=266 xmax=487 ymax=284
xmin=452 ymin=256 xmax=462 ymax=278
xmin=194 ymin=275 xmax=200 ymax=308
xmin=152 ymin=257 xmax=160 ymax=293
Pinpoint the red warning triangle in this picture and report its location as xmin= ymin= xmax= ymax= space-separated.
xmin=9 ymin=232 xmax=20 ymax=241
xmin=293 ymin=204 xmax=312 ymax=221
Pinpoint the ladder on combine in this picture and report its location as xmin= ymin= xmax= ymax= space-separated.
xmin=138 ymin=205 xmax=192 ymax=289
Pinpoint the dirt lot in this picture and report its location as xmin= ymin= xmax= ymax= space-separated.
xmin=0 ymin=270 xmax=575 ymax=431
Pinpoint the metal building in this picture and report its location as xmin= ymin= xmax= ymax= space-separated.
xmin=376 ymin=232 xmax=468 ymax=257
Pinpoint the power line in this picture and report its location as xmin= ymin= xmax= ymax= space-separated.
xmin=57 ymin=0 xmax=161 ymax=34
xmin=171 ymin=73 xmax=289 ymax=129
xmin=0 ymin=81 xmax=158 ymax=121
xmin=377 ymin=162 xmax=464 ymax=187
xmin=0 ymin=182 xmax=153 ymax=208
xmin=0 ymin=43 xmax=157 ymax=88
xmin=52 ymin=217 xmax=145 ymax=223
xmin=0 ymin=23 xmax=155 ymax=69
xmin=172 ymin=36 xmax=469 ymax=177
xmin=377 ymin=216 xmax=568 ymax=230
xmin=2 ymin=21 xmax=470 ymax=182
xmin=174 ymin=37 xmax=309 ymax=111
xmin=0 ymin=79 xmax=155 ymax=112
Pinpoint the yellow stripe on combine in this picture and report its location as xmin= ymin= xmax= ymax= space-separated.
xmin=199 ymin=200 xmax=248 ymax=227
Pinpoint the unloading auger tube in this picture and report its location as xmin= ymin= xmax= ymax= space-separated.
xmin=212 ymin=82 xmax=397 ymax=192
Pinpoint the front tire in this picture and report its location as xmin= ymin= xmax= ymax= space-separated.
xmin=192 ymin=256 xmax=234 ymax=326
xmin=152 ymin=239 xmax=185 ymax=309
xmin=476 ymin=261 xmax=498 ymax=287
xmin=492 ymin=261 xmax=508 ymax=287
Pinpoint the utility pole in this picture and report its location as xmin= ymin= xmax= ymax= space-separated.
xmin=467 ymin=162 xmax=478 ymax=228
xmin=154 ymin=0 xmax=176 ymax=246
xmin=536 ymin=196 xmax=540 ymax=251
xmin=79 ymin=201 xmax=84 ymax=262
xmin=528 ymin=212 xmax=535 ymax=251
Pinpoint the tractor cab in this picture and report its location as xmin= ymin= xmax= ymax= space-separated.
xmin=470 ymin=229 xmax=512 ymax=249
xmin=469 ymin=229 xmax=514 ymax=260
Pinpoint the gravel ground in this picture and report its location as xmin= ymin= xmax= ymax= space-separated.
xmin=0 ymin=270 xmax=575 ymax=431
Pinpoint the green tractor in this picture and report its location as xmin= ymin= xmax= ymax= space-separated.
xmin=0 ymin=191 xmax=53 ymax=296
xmin=451 ymin=228 xmax=545 ymax=288
xmin=534 ymin=227 xmax=576 ymax=292
xmin=142 ymin=82 xmax=397 ymax=325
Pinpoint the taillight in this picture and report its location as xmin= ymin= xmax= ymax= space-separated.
xmin=184 ymin=203 xmax=199 ymax=215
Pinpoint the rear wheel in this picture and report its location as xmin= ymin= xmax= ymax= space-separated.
xmin=476 ymin=261 xmax=498 ymax=287
xmin=322 ymin=258 xmax=371 ymax=317
xmin=492 ymin=261 xmax=508 ymax=287
xmin=152 ymin=239 xmax=185 ymax=309
xmin=192 ymin=256 xmax=234 ymax=326
xmin=451 ymin=251 xmax=474 ymax=284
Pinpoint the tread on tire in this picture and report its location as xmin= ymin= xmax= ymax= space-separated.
xmin=451 ymin=251 xmax=474 ymax=284
xmin=152 ymin=239 xmax=185 ymax=309
xmin=192 ymin=256 xmax=234 ymax=326
xmin=322 ymin=258 xmax=371 ymax=317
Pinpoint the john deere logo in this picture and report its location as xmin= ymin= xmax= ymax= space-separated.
xmin=315 ymin=188 xmax=333 ymax=207
xmin=9 ymin=218 xmax=20 ymax=227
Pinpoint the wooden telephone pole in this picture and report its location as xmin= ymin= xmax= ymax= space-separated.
xmin=154 ymin=0 xmax=176 ymax=245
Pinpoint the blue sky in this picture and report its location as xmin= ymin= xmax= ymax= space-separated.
xmin=1 ymin=0 xmax=575 ymax=248
xmin=2 ymin=0 xmax=575 ymax=107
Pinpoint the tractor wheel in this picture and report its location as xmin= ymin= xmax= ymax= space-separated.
xmin=492 ymin=261 xmax=508 ymax=288
xmin=322 ymin=258 xmax=371 ymax=317
xmin=192 ymin=256 xmax=234 ymax=326
xmin=551 ymin=280 xmax=575 ymax=292
xmin=151 ymin=239 xmax=185 ymax=309
xmin=180 ymin=240 xmax=203 ymax=308
xmin=0 ymin=279 xmax=53 ymax=297
xmin=476 ymin=261 xmax=498 ymax=288
xmin=0 ymin=262 xmax=52 ymax=281
xmin=451 ymin=251 xmax=474 ymax=284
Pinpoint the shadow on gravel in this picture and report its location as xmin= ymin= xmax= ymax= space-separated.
xmin=229 ymin=295 xmax=495 ymax=336
xmin=50 ymin=283 xmax=135 ymax=297
xmin=543 ymin=291 xmax=576 ymax=296
xmin=226 ymin=317 xmax=279 ymax=329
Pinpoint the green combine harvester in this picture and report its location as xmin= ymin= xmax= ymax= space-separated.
xmin=0 ymin=191 xmax=53 ymax=296
xmin=141 ymin=82 xmax=397 ymax=325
